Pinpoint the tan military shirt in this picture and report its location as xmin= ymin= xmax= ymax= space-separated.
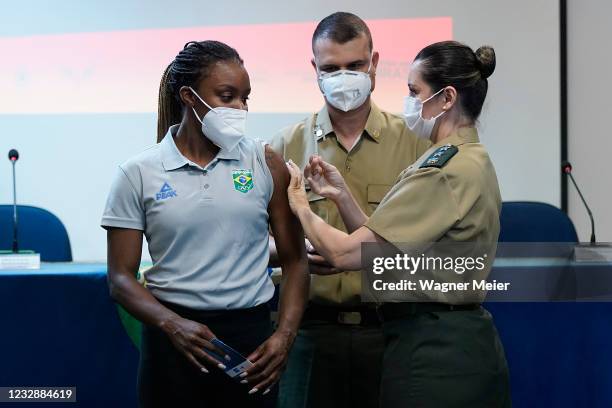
xmin=364 ymin=127 xmax=502 ymax=303
xmin=270 ymin=103 xmax=431 ymax=306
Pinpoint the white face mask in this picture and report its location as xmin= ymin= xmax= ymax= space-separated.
xmin=403 ymin=87 xmax=446 ymax=140
xmin=317 ymin=57 xmax=373 ymax=112
xmin=189 ymin=87 xmax=246 ymax=152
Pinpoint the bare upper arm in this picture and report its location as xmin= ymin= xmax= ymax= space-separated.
xmin=265 ymin=145 xmax=306 ymax=265
xmin=106 ymin=227 xmax=144 ymax=277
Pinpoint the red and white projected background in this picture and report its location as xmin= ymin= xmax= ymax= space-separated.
xmin=0 ymin=18 xmax=451 ymax=114
xmin=0 ymin=0 xmax=561 ymax=261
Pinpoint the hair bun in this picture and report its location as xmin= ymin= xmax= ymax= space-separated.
xmin=475 ymin=45 xmax=496 ymax=79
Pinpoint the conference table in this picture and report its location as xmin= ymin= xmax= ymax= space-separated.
xmin=1 ymin=260 xmax=611 ymax=407
xmin=0 ymin=264 xmax=138 ymax=407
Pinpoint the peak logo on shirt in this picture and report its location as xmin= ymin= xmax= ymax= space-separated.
xmin=156 ymin=182 xmax=177 ymax=200
xmin=232 ymin=169 xmax=254 ymax=193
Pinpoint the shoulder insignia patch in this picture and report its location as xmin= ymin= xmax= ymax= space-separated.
xmin=419 ymin=144 xmax=458 ymax=169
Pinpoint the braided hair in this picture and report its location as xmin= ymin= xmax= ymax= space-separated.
xmin=157 ymin=41 xmax=243 ymax=142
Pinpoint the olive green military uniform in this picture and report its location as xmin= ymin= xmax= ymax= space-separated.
xmin=270 ymin=103 xmax=431 ymax=408
xmin=365 ymin=127 xmax=511 ymax=407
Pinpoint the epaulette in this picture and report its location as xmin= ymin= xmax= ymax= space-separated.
xmin=419 ymin=144 xmax=458 ymax=169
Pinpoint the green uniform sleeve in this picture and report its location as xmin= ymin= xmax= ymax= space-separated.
xmin=364 ymin=168 xmax=461 ymax=244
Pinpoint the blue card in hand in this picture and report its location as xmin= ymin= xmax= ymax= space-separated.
xmin=205 ymin=338 xmax=254 ymax=378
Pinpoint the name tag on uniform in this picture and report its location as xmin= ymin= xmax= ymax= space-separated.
xmin=205 ymin=338 xmax=254 ymax=378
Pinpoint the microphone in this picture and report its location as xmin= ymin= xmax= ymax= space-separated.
xmin=562 ymin=160 xmax=596 ymax=244
xmin=8 ymin=149 xmax=19 ymax=253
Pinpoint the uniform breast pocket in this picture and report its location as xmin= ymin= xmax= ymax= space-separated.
xmin=307 ymin=190 xmax=328 ymax=223
xmin=367 ymin=184 xmax=392 ymax=213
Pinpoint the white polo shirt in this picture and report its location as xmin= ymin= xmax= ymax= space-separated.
xmin=101 ymin=125 xmax=275 ymax=310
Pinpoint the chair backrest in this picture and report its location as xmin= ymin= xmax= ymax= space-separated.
xmin=0 ymin=205 xmax=72 ymax=261
xmin=499 ymin=201 xmax=578 ymax=243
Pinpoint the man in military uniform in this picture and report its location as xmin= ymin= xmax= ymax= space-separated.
xmin=269 ymin=12 xmax=430 ymax=408
xmin=281 ymin=35 xmax=512 ymax=405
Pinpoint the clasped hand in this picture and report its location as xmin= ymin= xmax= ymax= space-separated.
xmin=286 ymin=156 xmax=347 ymax=275
xmin=286 ymin=155 xmax=347 ymax=214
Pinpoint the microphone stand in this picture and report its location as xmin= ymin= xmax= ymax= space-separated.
xmin=564 ymin=163 xmax=612 ymax=263
xmin=566 ymin=171 xmax=596 ymax=245
xmin=11 ymin=158 xmax=18 ymax=253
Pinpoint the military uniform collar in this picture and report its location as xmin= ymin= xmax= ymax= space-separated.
xmin=433 ymin=126 xmax=480 ymax=148
xmin=364 ymin=103 xmax=384 ymax=142
xmin=313 ymin=102 xmax=385 ymax=143
xmin=161 ymin=125 xmax=240 ymax=172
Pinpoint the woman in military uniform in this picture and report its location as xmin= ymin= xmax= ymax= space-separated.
xmin=285 ymin=41 xmax=511 ymax=407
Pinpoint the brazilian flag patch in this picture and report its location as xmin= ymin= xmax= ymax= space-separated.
xmin=232 ymin=169 xmax=254 ymax=193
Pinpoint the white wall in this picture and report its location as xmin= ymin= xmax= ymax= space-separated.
xmin=567 ymin=0 xmax=612 ymax=242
